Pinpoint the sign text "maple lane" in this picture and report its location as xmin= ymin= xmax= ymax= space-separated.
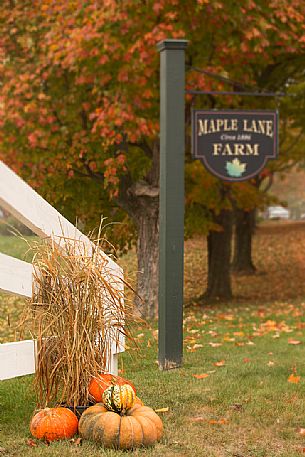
xmin=198 ymin=118 xmax=274 ymax=156
xmin=192 ymin=110 xmax=278 ymax=182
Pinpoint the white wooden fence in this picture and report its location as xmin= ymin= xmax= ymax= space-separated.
xmin=0 ymin=160 xmax=124 ymax=380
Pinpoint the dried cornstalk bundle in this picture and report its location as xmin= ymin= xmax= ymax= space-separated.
xmin=26 ymin=236 xmax=135 ymax=408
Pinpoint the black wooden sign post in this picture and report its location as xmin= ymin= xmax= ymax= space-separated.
xmin=157 ymin=39 xmax=188 ymax=370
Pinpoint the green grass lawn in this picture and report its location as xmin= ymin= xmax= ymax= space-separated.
xmin=0 ymin=235 xmax=36 ymax=261
xmin=0 ymin=236 xmax=37 ymax=343
xmin=1 ymin=226 xmax=305 ymax=456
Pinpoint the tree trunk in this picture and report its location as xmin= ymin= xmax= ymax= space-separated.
xmin=134 ymin=205 xmax=159 ymax=320
xmin=205 ymin=209 xmax=233 ymax=300
xmin=116 ymin=140 xmax=160 ymax=320
xmin=232 ymin=208 xmax=256 ymax=274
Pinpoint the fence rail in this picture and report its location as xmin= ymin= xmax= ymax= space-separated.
xmin=0 ymin=160 xmax=123 ymax=380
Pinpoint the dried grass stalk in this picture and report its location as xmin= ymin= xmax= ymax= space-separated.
xmin=25 ymin=235 xmax=135 ymax=408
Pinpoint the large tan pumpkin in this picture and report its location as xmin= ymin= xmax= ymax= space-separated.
xmin=79 ymin=403 xmax=163 ymax=449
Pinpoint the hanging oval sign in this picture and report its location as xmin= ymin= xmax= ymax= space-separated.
xmin=192 ymin=110 xmax=278 ymax=181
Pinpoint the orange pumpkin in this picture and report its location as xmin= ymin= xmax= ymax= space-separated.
xmin=30 ymin=407 xmax=78 ymax=441
xmin=79 ymin=403 xmax=163 ymax=449
xmin=89 ymin=373 xmax=136 ymax=402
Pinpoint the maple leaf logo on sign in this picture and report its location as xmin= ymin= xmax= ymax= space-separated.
xmin=226 ymin=158 xmax=246 ymax=178
xmin=192 ymin=110 xmax=278 ymax=182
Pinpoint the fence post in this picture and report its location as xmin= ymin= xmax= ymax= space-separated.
xmin=157 ymin=39 xmax=188 ymax=370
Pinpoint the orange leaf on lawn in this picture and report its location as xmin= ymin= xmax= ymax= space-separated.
xmin=288 ymin=373 xmax=301 ymax=384
xmin=214 ymin=360 xmax=225 ymax=367
xmin=208 ymin=418 xmax=228 ymax=425
xmin=233 ymin=331 xmax=244 ymax=337
xmin=223 ymin=336 xmax=235 ymax=342
xmin=26 ymin=439 xmax=37 ymax=447
xmin=288 ymin=339 xmax=302 ymax=345
xmin=193 ymin=373 xmax=209 ymax=379
xmin=190 ymin=416 xmax=205 ymax=423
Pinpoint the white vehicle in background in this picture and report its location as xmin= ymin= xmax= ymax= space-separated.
xmin=267 ymin=206 xmax=290 ymax=220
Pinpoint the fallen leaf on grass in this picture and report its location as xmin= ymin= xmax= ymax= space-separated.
xmin=288 ymin=373 xmax=301 ymax=384
xmin=214 ymin=360 xmax=225 ymax=367
xmin=243 ymin=358 xmax=251 ymax=363
xmin=184 ymin=336 xmax=197 ymax=342
xmin=150 ymin=330 xmax=158 ymax=342
xmin=192 ymin=373 xmax=209 ymax=379
xmin=209 ymin=342 xmax=222 ymax=347
xmin=187 ymin=344 xmax=203 ymax=352
xmin=229 ymin=403 xmax=243 ymax=411
xmin=233 ymin=331 xmax=244 ymax=337
xmin=267 ymin=361 xmax=275 ymax=366
xmin=298 ymin=427 xmax=305 ymax=435
xmin=209 ymin=418 xmax=228 ymax=425
xmin=190 ymin=416 xmax=205 ymax=423
xmin=192 ymin=344 xmax=203 ymax=349
xmin=190 ymin=417 xmax=228 ymax=425
xmin=288 ymin=339 xmax=302 ymax=345
xmin=154 ymin=407 xmax=169 ymax=413
xmin=70 ymin=437 xmax=82 ymax=446
xmin=217 ymin=313 xmax=234 ymax=321
xmin=223 ymin=336 xmax=235 ymax=342
xmin=26 ymin=439 xmax=37 ymax=448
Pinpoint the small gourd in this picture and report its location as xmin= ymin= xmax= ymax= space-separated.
xmin=89 ymin=373 xmax=136 ymax=402
xmin=102 ymin=383 xmax=136 ymax=413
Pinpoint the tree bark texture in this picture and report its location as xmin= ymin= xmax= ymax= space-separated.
xmin=134 ymin=205 xmax=159 ymax=320
xmin=205 ymin=209 xmax=233 ymax=300
xmin=232 ymin=208 xmax=256 ymax=274
xmin=116 ymin=141 xmax=160 ymax=320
